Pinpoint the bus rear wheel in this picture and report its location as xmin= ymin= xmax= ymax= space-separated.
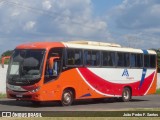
xmin=121 ymin=87 xmax=131 ymax=102
xmin=61 ymin=89 xmax=74 ymax=106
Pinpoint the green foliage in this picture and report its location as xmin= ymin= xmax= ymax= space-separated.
xmin=0 ymin=93 xmax=6 ymax=99
xmin=0 ymin=50 xmax=13 ymax=64
xmin=1 ymin=50 xmax=13 ymax=57
xmin=156 ymin=88 xmax=160 ymax=94
xmin=157 ymin=51 xmax=160 ymax=73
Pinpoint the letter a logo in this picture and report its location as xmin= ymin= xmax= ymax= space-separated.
xmin=122 ymin=69 xmax=129 ymax=77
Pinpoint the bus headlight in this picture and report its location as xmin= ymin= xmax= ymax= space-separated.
xmin=30 ymin=86 xmax=41 ymax=93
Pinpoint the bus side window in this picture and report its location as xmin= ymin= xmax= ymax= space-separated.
xmin=110 ymin=52 xmax=116 ymax=66
xmin=130 ymin=54 xmax=136 ymax=67
xmin=84 ymin=50 xmax=91 ymax=66
xmin=124 ymin=53 xmax=130 ymax=67
xmin=144 ymin=55 xmax=150 ymax=68
xmin=102 ymin=52 xmax=108 ymax=66
xmin=102 ymin=51 xmax=115 ymax=67
xmin=44 ymin=48 xmax=63 ymax=83
xmin=52 ymin=60 xmax=60 ymax=76
xmin=67 ymin=49 xmax=75 ymax=65
xmin=75 ymin=50 xmax=82 ymax=65
xmin=136 ymin=54 xmax=143 ymax=67
xmin=84 ymin=50 xmax=100 ymax=66
xmin=150 ymin=55 xmax=156 ymax=68
xmin=117 ymin=52 xmax=124 ymax=67
xmin=92 ymin=51 xmax=100 ymax=66
xmin=66 ymin=49 xmax=82 ymax=66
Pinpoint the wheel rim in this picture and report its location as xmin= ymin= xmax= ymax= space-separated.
xmin=63 ymin=92 xmax=71 ymax=104
xmin=123 ymin=90 xmax=130 ymax=100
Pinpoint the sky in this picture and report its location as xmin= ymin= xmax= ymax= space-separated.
xmin=0 ymin=0 xmax=160 ymax=55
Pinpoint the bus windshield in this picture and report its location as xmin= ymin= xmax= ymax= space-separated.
xmin=7 ymin=49 xmax=45 ymax=83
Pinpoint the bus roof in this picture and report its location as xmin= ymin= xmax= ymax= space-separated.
xmin=63 ymin=41 xmax=156 ymax=54
xmin=16 ymin=42 xmax=65 ymax=50
xmin=15 ymin=41 xmax=156 ymax=54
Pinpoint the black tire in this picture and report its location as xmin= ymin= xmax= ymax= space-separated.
xmin=93 ymin=98 xmax=106 ymax=103
xmin=122 ymin=87 xmax=131 ymax=102
xmin=31 ymin=101 xmax=41 ymax=106
xmin=61 ymin=89 xmax=74 ymax=106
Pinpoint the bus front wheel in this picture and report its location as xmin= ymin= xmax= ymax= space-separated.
xmin=61 ymin=89 xmax=74 ymax=106
xmin=121 ymin=87 xmax=131 ymax=102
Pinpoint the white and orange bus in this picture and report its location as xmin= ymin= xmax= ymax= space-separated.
xmin=5 ymin=41 xmax=157 ymax=106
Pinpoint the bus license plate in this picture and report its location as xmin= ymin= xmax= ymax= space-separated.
xmin=16 ymin=95 xmax=23 ymax=98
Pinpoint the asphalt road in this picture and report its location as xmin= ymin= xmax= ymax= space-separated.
xmin=0 ymin=95 xmax=160 ymax=111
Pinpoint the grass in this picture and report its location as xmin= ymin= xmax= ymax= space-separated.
xmin=156 ymin=88 xmax=160 ymax=94
xmin=0 ymin=93 xmax=6 ymax=99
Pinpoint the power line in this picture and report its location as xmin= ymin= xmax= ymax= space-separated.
xmin=0 ymin=1 xmax=138 ymax=36
xmin=2 ymin=0 xmax=106 ymax=31
xmin=1 ymin=0 xmax=159 ymax=45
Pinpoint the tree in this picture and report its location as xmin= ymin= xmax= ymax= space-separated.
xmin=0 ymin=50 xmax=13 ymax=64
xmin=1 ymin=50 xmax=13 ymax=57
xmin=157 ymin=51 xmax=160 ymax=73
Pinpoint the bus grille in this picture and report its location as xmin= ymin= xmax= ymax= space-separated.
xmin=9 ymin=94 xmax=32 ymax=99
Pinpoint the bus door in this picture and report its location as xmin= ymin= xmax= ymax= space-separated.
xmin=44 ymin=48 xmax=63 ymax=83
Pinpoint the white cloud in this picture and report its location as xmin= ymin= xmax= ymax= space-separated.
xmin=107 ymin=0 xmax=160 ymax=49
xmin=111 ymin=0 xmax=160 ymax=29
xmin=23 ymin=21 xmax=36 ymax=31
xmin=0 ymin=0 xmax=110 ymax=54
xmin=151 ymin=4 xmax=160 ymax=14
xmin=0 ymin=0 xmax=108 ymax=37
xmin=42 ymin=0 xmax=52 ymax=10
xmin=11 ymin=11 xmax=20 ymax=17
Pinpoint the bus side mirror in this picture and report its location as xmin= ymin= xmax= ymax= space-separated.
xmin=48 ymin=57 xmax=59 ymax=76
xmin=1 ymin=56 xmax=10 ymax=68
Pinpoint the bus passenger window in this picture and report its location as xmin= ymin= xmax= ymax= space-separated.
xmin=67 ymin=49 xmax=75 ymax=65
xmin=130 ymin=54 xmax=136 ymax=67
xmin=110 ymin=52 xmax=116 ymax=66
xmin=102 ymin=52 xmax=108 ymax=66
xmin=124 ymin=53 xmax=130 ymax=67
xmin=102 ymin=52 xmax=115 ymax=67
xmin=144 ymin=55 xmax=150 ymax=68
xmin=75 ymin=50 xmax=82 ymax=65
xmin=150 ymin=55 xmax=156 ymax=68
xmin=136 ymin=54 xmax=143 ymax=67
xmin=92 ymin=51 xmax=100 ymax=66
xmin=84 ymin=50 xmax=92 ymax=66
xmin=67 ymin=49 xmax=82 ymax=66
xmin=130 ymin=53 xmax=143 ymax=68
xmin=84 ymin=50 xmax=100 ymax=66
xmin=117 ymin=53 xmax=125 ymax=67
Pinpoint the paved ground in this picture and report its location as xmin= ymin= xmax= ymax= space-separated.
xmin=0 ymin=95 xmax=159 ymax=111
